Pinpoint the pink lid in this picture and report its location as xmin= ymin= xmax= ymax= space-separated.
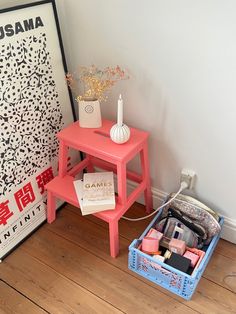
xmin=142 ymin=237 xmax=159 ymax=253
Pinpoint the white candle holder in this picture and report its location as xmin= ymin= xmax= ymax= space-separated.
xmin=110 ymin=94 xmax=130 ymax=144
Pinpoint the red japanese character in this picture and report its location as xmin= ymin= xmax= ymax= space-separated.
xmin=36 ymin=167 xmax=54 ymax=194
xmin=14 ymin=183 xmax=35 ymax=212
xmin=0 ymin=200 xmax=13 ymax=225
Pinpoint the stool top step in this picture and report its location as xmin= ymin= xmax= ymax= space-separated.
xmin=57 ymin=120 xmax=149 ymax=162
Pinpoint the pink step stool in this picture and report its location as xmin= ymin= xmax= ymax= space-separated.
xmin=46 ymin=119 xmax=153 ymax=257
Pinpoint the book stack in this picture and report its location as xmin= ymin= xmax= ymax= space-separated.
xmin=73 ymin=171 xmax=116 ymax=215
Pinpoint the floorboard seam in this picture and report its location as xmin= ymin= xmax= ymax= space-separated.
xmin=0 ymin=278 xmax=50 ymax=313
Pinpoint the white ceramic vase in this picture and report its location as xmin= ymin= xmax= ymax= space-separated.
xmin=78 ymin=99 xmax=102 ymax=128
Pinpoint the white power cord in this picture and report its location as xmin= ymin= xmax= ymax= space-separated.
xmin=122 ymin=181 xmax=188 ymax=222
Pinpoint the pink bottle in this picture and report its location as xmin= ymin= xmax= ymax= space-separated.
xmin=169 ymin=238 xmax=186 ymax=255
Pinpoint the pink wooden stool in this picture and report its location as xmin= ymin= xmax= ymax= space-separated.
xmin=46 ymin=119 xmax=153 ymax=257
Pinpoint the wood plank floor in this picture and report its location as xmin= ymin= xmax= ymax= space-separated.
xmin=1 ymin=203 xmax=236 ymax=314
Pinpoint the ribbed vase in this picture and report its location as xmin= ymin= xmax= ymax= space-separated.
xmin=110 ymin=123 xmax=130 ymax=144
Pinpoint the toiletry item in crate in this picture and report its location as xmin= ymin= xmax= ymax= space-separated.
xmin=160 ymin=236 xmax=186 ymax=255
xmin=186 ymin=247 xmax=206 ymax=274
xmin=165 ymin=252 xmax=191 ymax=273
xmin=163 ymin=249 xmax=172 ymax=260
xmin=169 ymin=238 xmax=186 ymax=255
xmin=141 ymin=229 xmax=163 ymax=254
xmin=152 ymin=255 xmax=165 ymax=263
xmin=142 ymin=237 xmax=159 ymax=254
xmin=146 ymin=228 xmax=163 ymax=241
xmin=159 ymin=236 xmax=170 ymax=249
xmin=183 ymin=250 xmax=199 ymax=268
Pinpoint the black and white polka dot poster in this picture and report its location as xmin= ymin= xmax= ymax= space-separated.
xmin=0 ymin=1 xmax=77 ymax=260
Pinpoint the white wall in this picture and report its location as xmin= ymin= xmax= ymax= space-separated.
xmin=59 ymin=0 xmax=236 ymax=242
xmin=1 ymin=0 xmax=236 ymax=241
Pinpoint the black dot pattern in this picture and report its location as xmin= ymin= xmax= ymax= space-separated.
xmin=0 ymin=33 xmax=64 ymax=196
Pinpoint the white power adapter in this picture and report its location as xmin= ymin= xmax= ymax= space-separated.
xmin=180 ymin=168 xmax=196 ymax=190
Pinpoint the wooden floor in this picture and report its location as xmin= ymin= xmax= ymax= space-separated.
xmin=0 ymin=203 xmax=236 ymax=314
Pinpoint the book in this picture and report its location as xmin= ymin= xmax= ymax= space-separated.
xmin=73 ymin=171 xmax=116 ymax=215
xmin=73 ymin=179 xmax=85 ymax=213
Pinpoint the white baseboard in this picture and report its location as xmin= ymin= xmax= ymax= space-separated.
xmin=220 ymin=217 xmax=236 ymax=244
xmin=126 ymin=179 xmax=236 ymax=244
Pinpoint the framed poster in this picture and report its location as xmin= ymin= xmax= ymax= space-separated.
xmin=0 ymin=0 xmax=77 ymax=260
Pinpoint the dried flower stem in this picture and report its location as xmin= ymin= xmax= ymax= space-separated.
xmin=66 ymin=65 xmax=129 ymax=102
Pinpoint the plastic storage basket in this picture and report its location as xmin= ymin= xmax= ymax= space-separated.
xmin=128 ymin=207 xmax=224 ymax=300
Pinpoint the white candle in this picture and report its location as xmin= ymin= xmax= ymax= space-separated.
xmin=117 ymin=94 xmax=123 ymax=126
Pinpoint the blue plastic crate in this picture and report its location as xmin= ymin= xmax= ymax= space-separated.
xmin=128 ymin=207 xmax=224 ymax=300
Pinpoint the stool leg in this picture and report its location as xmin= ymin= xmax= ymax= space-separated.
xmin=109 ymin=220 xmax=119 ymax=258
xmin=117 ymin=162 xmax=127 ymax=205
xmin=47 ymin=191 xmax=56 ymax=223
xmin=140 ymin=143 xmax=153 ymax=213
xmin=58 ymin=140 xmax=68 ymax=177
xmin=86 ymin=154 xmax=95 ymax=173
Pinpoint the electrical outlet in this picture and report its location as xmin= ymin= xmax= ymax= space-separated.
xmin=180 ymin=169 xmax=196 ymax=190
